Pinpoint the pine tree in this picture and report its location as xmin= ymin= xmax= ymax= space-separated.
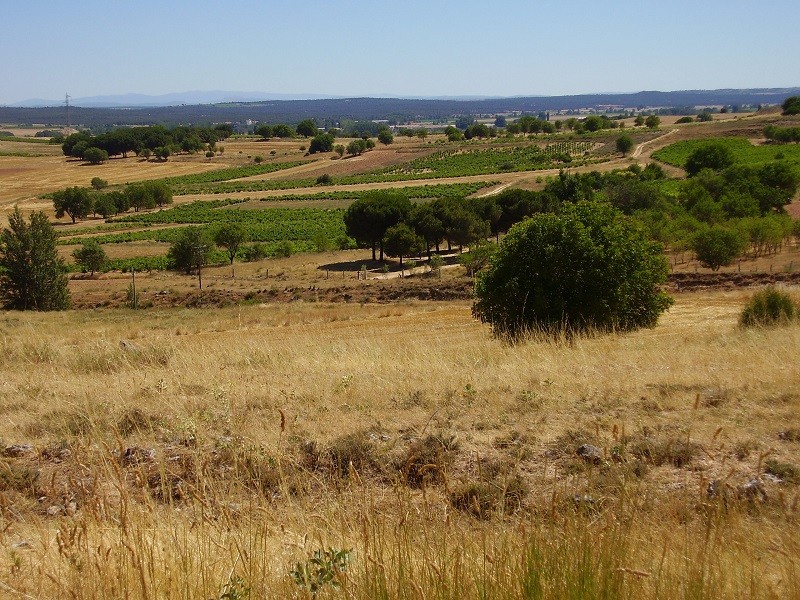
xmin=0 ymin=207 xmax=70 ymax=310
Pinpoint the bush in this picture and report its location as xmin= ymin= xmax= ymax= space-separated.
xmin=740 ymin=286 xmax=798 ymax=327
xmin=684 ymin=142 xmax=734 ymax=176
xmin=243 ymin=243 xmax=269 ymax=262
xmin=473 ymin=201 xmax=672 ymax=339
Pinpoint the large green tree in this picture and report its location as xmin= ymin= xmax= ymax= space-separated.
xmin=296 ymin=119 xmax=318 ymax=137
xmin=473 ymin=201 xmax=672 ymax=339
xmin=72 ymin=239 xmax=108 ymax=275
xmin=167 ymin=227 xmax=213 ymax=275
xmin=344 ymin=192 xmax=411 ymax=260
xmin=53 ymin=186 xmax=93 ymax=223
xmin=213 ymin=223 xmax=248 ymax=264
xmin=0 ymin=208 xmax=70 ymax=310
xmin=782 ymin=96 xmax=800 ymax=116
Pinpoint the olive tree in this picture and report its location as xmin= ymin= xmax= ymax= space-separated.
xmin=473 ymin=201 xmax=672 ymax=339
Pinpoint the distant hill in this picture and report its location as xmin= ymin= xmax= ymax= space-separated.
xmin=2 ymin=88 xmax=798 ymax=129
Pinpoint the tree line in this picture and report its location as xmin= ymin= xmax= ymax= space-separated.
xmin=52 ymin=180 xmax=173 ymax=223
xmin=61 ymin=124 xmax=234 ymax=163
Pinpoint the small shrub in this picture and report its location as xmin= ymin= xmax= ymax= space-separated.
xmin=253 ymin=155 xmax=263 ymax=163
xmin=316 ymin=173 xmax=332 ymax=185
xmin=740 ymin=286 xmax=798 ymax=327
xmin=765 ymin=459 xmax=800 ymax=483
xmin=401 ymin=433 xmax=459 ymax=487
xmin=291 ymin=548 xmax=351 ymax=595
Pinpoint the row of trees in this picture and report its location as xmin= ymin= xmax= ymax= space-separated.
xmin=61 ymin=124 xmax=233 ymax=161
xmin=53 ymin=181 xmax=173 ymax=223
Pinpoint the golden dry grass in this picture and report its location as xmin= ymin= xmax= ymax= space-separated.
xmin=0 ymin=290 xmax=798 ymax=597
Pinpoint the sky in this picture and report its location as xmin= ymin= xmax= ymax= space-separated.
xmin=3 ymin=0 xmax=799 ymax=105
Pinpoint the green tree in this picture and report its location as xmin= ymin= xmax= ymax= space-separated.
xmin=296 ymin=119 xmax=318 ymax=137
xmin=254 ymin=124 xmax=273 ymax=139
xmin=684 ymin=142 xmax=734 ymax=176
xmin=72 ymin=239 xmax=107 ymax=275
xmin=0 ymin=208 xmax=70 ymax=310
xmin=154 ymin=146 xmax=171 ymax=161
xmin=377 ymin=129 xmax=394 ymax=145
xmin=692 ymin=226 xmax=745 ymax=271
xmin=213 ymin=223 xmax=248 ymax=264
xmin=272 ymin=124 xmax=294 ymax=138
xmin=383 ymin=223 xmax=423 ymax=266
xmin=53 ymin=186 xmax=92 ymax=223
xmin=615 ymin=134 xmax=634 ymax=156
xmin=83 ymin=147 xmax=109 ymax=164
xmin=308 ymin=133 xmax=335 ymax=154
xmin=92 ymin=193 xmax=118 ymax=218
xmin=167 ymin=227 xmax=213 ymax=275
xmin=344 ymin=191 xmax=412 ymax=260
xmin=645 ymin=115 xmax=661 ymax=129
xmin=473 ymin=201 xmax=672 ymax=339
xmin=782 ymin=96 xmax=800 ymax=116
xmin=634 ymin=115 xmax=645 ymax=127
xmin=90 ymin=177 xmax=108 ymax=190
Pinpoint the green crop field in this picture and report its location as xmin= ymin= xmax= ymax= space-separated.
xmin=653 ymin=137 xmax=800 ymax=171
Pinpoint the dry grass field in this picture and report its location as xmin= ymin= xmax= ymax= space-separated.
xmin=1 ymin=112 xmax=800 ymax=597
xmin=0 ymin=291 xmax=798 ymax=598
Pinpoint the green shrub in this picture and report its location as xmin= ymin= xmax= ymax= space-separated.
xmin=740 ymin=286 xmax=798 ymax=327
xmin=473 ymin=201 xmax=672 ymax=339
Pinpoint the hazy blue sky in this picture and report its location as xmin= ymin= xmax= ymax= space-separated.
xmin=3 ymin=0 xmax=799 ymax=104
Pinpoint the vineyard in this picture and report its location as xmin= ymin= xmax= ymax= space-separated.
xmin=164 ymin=143 xmax=599 ymax=195
xmin=63 ymin=203 xmax=346 ymax=249
xmin=653 ymin=137 xmax=800 ymax=171
xmin=157 ymin=160 xmax=309 ymax=193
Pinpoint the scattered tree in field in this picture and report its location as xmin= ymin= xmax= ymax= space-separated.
xmin=697 ymin=112 xmax=713 ymax=122
xmin=53 ymin=186 xmax=92 ymax=223
xmin=272 ymin=124 xmax=294 ymax=138
xmin=473 ymin=201 xmax=672 ymax=339
xmin=213 ymin=223 xmax=248 ymax=264
xmin=645 ymin=115 xmax=661 ymax=129
xmin=691 ymin=226 xmax=745 ymax=271
xmin=615 ymin=134 xmax=634 ymax=156
xmin=308 ymin=133 xmax=335 ymax=154
xmin=676 ymin=116 xmax=694 ymax=124
xmin=415 ymin=128 xmax=429 ymax=140
xmin=377 ymin=128 xmax=394 ymax=145
xmin=346 ymin=138 xmax=374 ymax=156
xmin=782 ymin=96 xmax=800 ymax=116
xmin=444 ymin=125 xmax=463 ymax=141
xmin=154 ymin=146 xmax=171 ymax=161
xmin=334 ymin=144 xmax=345 ymax=158
xmin=255 ymin=124 xmax=273 ymax=139
xmin=684 ymin=142 xmax=734 ymax=176
xmin=72 ymin=239 xmax=107 ymax=275
xmin=296 ymin=119 xmax=318 ymax=137
xmin=91 ymin=177 xmax=108 ymax=190
xmin=382 ymin=223 xmax=423 ymax=266
xmin=0 ymin=208 xmax=70 ymax=310
xmin=83 ymin=147 xmax=108 ymax=164
xmin=168 ymin=227 xmax=213 ymax=275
